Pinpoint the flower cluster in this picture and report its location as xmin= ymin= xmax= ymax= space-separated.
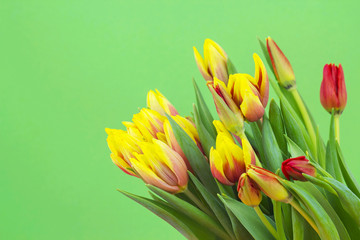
xmin=107 ymin=37 xmax=358 ymax=240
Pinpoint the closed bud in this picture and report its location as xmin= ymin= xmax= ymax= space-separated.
xmin=193 ymin=39 xmax=229 ymax=84
xmin=210 ymin=133 xmax=246 ymax=185
xmin=131 ymin=139 xmax=188 ymax=194
xmin=147 ymin=89 xmax=179 ymax=116
xmin=247 ymin=165 xmax=292 ymax=203
xmin=281 ymin=156 xmax=316 ymax=181
xmin=237 ymin=173 xmax=262 ymax=207
xmin=266 ymin=37 xmax=296 ymax=90
xmin=320 ymin=63 xmax=347 ymax=115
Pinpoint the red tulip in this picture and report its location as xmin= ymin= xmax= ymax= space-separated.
xmin=281 ymin=156 xmax=316 ymax=181
xmin=320 ymin=64 xmax=347 ymax=114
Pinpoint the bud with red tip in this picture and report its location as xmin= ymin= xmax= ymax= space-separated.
xmin=247 ymin=165 xmax=292 ymax=203
xmin=266 ymin=37 xmax=296 ymax=90
xmin=237 ymin=173 xmax=262 ymax=207
xmin=320 ymin=64 xmax=347 ymax=115
xmin=281 ymin=156 xmax=316 ymax=181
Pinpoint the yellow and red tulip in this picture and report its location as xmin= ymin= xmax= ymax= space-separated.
xmin=247 ymin=165 xmax=292 ymax=203
xmin=210 ymin=132 xmax=246 ymax=185
xmin=132 ymin=108 xmax=166 ymax=141
xmin=193 ymin=39 xmax=229 ymax=84
xmin=237 ymin=173 xmax=262 ymax=207
xmin=130 ymin=139 xmax=188 ymax=193
xmin=320 ymin=64 xmax=347 ymax=114
xmin=207 ymin=79 xmax=245 ymax=136
xmin=281 ymin=156 xmax=316 ymax=181
xmin=266 ymin=37 xmax=296 ymax=90
xmin=106 ymin=128 xmax=142 ymax=177
xmin=147 ymin=89 xmax=179 ymax=116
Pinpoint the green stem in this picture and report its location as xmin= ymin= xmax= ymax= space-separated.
xmin=254 ymin=206 xmax=278 ymax=239
xmin=334 ymin=114 xmax=340 ymax=144
xmin=289 ymin=199 xmax=319 ymax=235
xmin=290 ymin=89 xmax=317 ymax=152
xmin=183 ymin=188 xmax=214 ymax=218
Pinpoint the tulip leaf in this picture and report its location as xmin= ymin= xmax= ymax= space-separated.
xmin=291 ymin=207 xmax=305 ymax=240
xmin=249 ymin=121 xmax=265 ymax=163
xmin=188 ymin=172 xmax=235 ymax=239
xmin=118 ymin=189 xmax=216 ymax=240
xmin=316 ymin=126 xmax=326 ymax=169
xmin=269 ymin=99 xmax=288 ymax=158
xmin=262 ymin=115 xmax=283 ymax=172
xmin=297 ymin=181 xmax=351 ymax=240
xmin=272 ymin=200 xmax=287 ymax=240
xmin=323 ymin=177 xmax=360 ymax=226
xmin=219 ymin=194 xmax=275 ymax=240
xmin=257 ymin=37 xmax=275 ymax=76
xmin=280 ymin=180 xmax=340 ymax=240
xmin=193 ymin=79 xmax=217 ymax=138
xmin=166 ymin=114 xmax=219 ymax=195
xmin=227 ymin=58 xmax=238 ymax=75
xmin=193 ymin=105 xmax=215 ymax=158
xmin=284 ymin=135 xmax=306 ymax=158
xmin=147 ymin=185 xmax=232 ymax=240
xmin=336 ymin=143 xmax=360 ymax=198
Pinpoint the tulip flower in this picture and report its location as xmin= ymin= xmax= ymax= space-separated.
xmin=210 ymin=133 xmax=246 ymax=185
xmin=130 ymin=139 xmax=188 ymax=193
xmin=193 ymin=39 xmax=229 ymax=84
xmin=320 ymin=64 xmax=347 ymax=114
xmin=207 ymin=79 xmax=245 ymax=136
xmin=266 ymin=37 xmax=296 ymax=90
xmin=281 ymin=156 xmax=316 ymax=181
xmin=237 ymin=173 xmax=262 ymax=207
xmin=163 ymin=115 xmax=202 ymax=171
xmin=132 ymin=108 xmax=166 ymax=141
xmin=247 ymin=165 xmax=292 ymax=203
xmin=106 ymin=128 xmax=142 ymax=177
xmin=147 ymin=89 xmax=179 ymax=116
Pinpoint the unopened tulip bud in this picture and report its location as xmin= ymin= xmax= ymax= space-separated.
xmin=266 ymin=37 xmax=296 ymax=90
xmin=320 ymin=64 xmax=347 ymax=114
xmin=208 ymin=79 xmax=244 ymax=136
xmin=247 ymin=165 xmax=292 ymax=203
xmin=132 ymin=108 xmax=166 ymax=141
xmin=237 ymin=173 xmax=262 ymax=207
xmin=193 ymin=39 xmax=229 ymax=84
xmin=147 ymin=89 xmax=179 ymax=116
xmin=210 ymin=133 xmax=246 ymax=185
xmin=131 ymin=139 xmax=188 ymax=194
xmin=281 ymin=156 xmax=316 ymax=181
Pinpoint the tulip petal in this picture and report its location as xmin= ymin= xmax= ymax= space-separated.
xmin=240 ymin=90 xmax=265 ymax=122
xmin=253 ymin=53 xmax=269 ymax=107
xmin=193 ymin=46 xmax=212 ymax=81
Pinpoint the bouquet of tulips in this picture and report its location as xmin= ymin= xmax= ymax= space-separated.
xmin=106 ymin=37 xmax=360 ymax=240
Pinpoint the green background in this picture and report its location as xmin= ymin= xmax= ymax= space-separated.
xmin=1 ymin=0 xmax=359 ymax=239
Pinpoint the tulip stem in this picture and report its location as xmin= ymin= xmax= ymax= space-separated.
xmin=289 ymin=199 xmax=319 ymax=235
xmin=334 ymin=114 xmax=340 ymax=144
xmin=254 ymin=206 xmax=278 ymax=239
xmin=183 ymin=189 xmax=214 ymax=217
xmin=290 ymin=89 xmax=317 ymax=153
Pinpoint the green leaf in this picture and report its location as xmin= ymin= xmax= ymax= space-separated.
xmin=285 ymin=135 xmax=306 ymax=158
xmin=188 ymin=172 xmax=235 ymax=239
xmin=167 ymin=115 xmax=219 ymax=195
xmin=219 ymin=194 xmax=275 ymax=240
xmin=249 ymin=121 xmax=265 ymax=163
xmin=262 ymin=115 xmax=283 ymax=172
xmin=147 ymin=185 xmax=231 ymax=240
xmin=296 ymin=181 xmax=351 ymax=240
xmin=336 ymin=143 xmax=360 ymax=198
xmin=272 ymin=200 xmax=287 ymax=240
xmin=280 ymin=180 xmax=340 ymax=240
xmin=193 ymin=105 xmax=215 ymax=158
xmin=316 ymin=126 xmax=326 ymax=169
xmin=227 ymin=58 xmax=237 ymax=75
xmin=323 ymin=177 xmax=360 ymax=226
xmin=257 ymin=37 xmax=274 ymax=76
xmin=118 ymin=189 xmax=214 ymax=240
xmin=269 ymin=99 xmax=288 ymax=158
xmin=280 ymin=100 xmax=309 ymax=154
xmin=193 ymin=79 xmax=217 ymax=138
xmin=291 ymin=206 xmax=305 ymax=240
